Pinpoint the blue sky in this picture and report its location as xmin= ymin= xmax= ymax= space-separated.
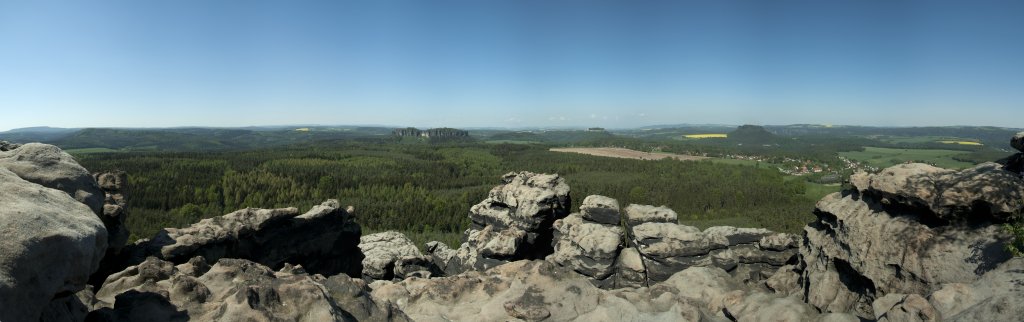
xmin=1 ymin=0 xmax=1022 ymax=131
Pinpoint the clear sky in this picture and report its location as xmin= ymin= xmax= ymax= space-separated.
xmin=1 ymin=0 xmax=1022 ymax=131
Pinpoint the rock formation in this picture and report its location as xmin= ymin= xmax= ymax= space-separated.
xmin=439 ymin=171 xmax=571 ymax=273
xmin=369 ymin=259 xmax=858 ymax=322
xmin=87 ymin=256 xmax=409 ymax=321
xmin=1001 ymin=131 xmax=1024 ymax=177
xmin=94 ymin=171 xmax=130 ymax=252
xmin=801 ymin=162 xmax=1022 ymax=318
xmin=546 ymin=195 xmax=799 ymax=289
xmin=359 ymin=231 xmax=436 ymax=280
xmin=0 ymin=142 xmax=105 ymax=215
xmin=0 ymin=146 xmax=108 ymax=322
xmin=122 ymin=199 xmax=364 ymax=278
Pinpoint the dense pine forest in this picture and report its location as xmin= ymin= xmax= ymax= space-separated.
xmin=75 ymin=140 xmax=822 ymax=247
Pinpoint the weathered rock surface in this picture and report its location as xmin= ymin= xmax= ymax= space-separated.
xmin=630 ymin=221 xmax=798 ymax=284
xmin=579 ymin=194 xmax=622 ymax=225
xmin=94 ymin=171 xmax=130 ymax=252
xmin=849 ymin=162 xmax=1024 ymax=223
xmin=442 ymin=171 xmax=571 ymax=273
xmin=0 ymin=140 xmax=20 ymax=151
xmin=549 ymin=213 xmax=624 ymax=285
xmin=624 ymin=203 xmax=678 ymax=226
xmin=359 ymin=231 xmax=433 ymax=280
xmin=89 ymin=256 xmax=409 ymax=321
xmin=803 ymin=162 xmax=1020 ymax=318
xmin=872 ymin=293 xmax=939 ymax=322
xmin=925 ymin=257 xmax=1024 ymax=321
xmin=371 ymin=259 xmax=853 ymax=322
xmin=0 ymin=142 xmax=105 ymax=214
xmin=0 ymin=168 xmax=108 ymax=322
xmin=124 ymin=199 xmax=363 ymax=278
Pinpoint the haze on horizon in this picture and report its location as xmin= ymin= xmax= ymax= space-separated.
xmin=1 ymin=0 xmax=1022 ymax=132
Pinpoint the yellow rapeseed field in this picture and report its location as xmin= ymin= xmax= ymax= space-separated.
xmin=938 ymin=140 xmax=982 ymax=146
xmin=684 ymin=134 xmax=728 ymax=139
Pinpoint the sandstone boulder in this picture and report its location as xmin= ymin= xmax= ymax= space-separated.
xmin=0 ymin=143 xmax=105 ymax=214
xmin=372 ymin=258 xmax=853 ymax=322
xmin=926 ymin=257 xmax=1024 ymax=321
xmin=579 ymin=194 xmax=621 ymax=225
xmin=850 ymin=162 xmax=1024 ymax=223
xmin=444 ymin=172 xmax=571 ymax=273
xmin=0 ymin=140 xmax=20 ymax=151
xmin=624 ymin=204 xmax=678 ymax=226
xmin=359 ymin=231 xmax=432 ymax=280
xmin=802 ymin=191 xmax=1013 ymax=318
xmin=90 ymin=257 xmax=409 ymax=321
xmin=129 ymin=199 xmax=363 ymax=278
xmin=872 ymin=293 xmax=940 ymax=322
xmin=0 ymin=168 xmax=108 ymax=322
xmin=548 ymin=213 xmax=623 ymax=284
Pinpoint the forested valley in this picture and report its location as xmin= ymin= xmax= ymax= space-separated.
xmin=76 ymin=141 xmax=824 ymax=248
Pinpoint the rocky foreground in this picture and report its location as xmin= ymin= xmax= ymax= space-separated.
xmin=1 ymin=135 xmax=1023 ymax=322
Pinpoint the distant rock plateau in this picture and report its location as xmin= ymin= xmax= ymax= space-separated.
xmin=1 ymin=135 xmax=1023 ymax=321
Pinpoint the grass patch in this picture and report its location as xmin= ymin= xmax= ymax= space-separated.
xmin=802 ymin=182 xmax=842 ymax=201
xmin=66 ymin=147 xmax=119 ymax=154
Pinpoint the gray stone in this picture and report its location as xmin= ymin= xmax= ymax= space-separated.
xmin=927 ymin=257 xmax=1024 ymax=320
xmin=549 ymin=214 xmax=623 ymax=280
xmin=0 ymin=168 xmax=108 ymax=322
xmin=579 ymin=195 xmax=621 ymax=225
xmin=632 ymin=222 xmax=720 ymax=282
xmin=623 ymin=204 xmax=678 ymax=226
xmin=758 ymin=233 xmax=799 ymax=251
xmin=872 ymin=293 xmax=939 ymax=322
xmin=424 ymin=241 xmax=456 ymax=273
xmin=0 ymin=142 xmax=105 ymax=214
xmin=134 ymin=199 xmax=363 ymax=277
xmin=613 ymin=248 xmax=647 ymax=288
xmin=447 ymin=172 xmax=571 ymax=274
xmin=0 ymin=140 xmax=20 ymax=151
xmin=802 ymin=191 xmax=1013 ymax=318
xmin=91 ymin=257 xmax=410 ymax=321
xmin=850 ymin=162 xmax=1024 ymax=222
xmin=359 ymin=231 xmax=427 ymax=280
xmin=703 ymin=226 xmax=772 ymax=246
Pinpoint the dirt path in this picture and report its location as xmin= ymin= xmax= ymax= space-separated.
xmin=549 ymin=147 xmax=710 ymax=161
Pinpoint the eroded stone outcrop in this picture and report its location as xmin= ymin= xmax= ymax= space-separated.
xmin=440 ymin=171 xmax=571 ymax=273
xmin=370 ymin=259 xmax=855 ymax=322
xmin=544 ymin=194 xmax=799 ymax=290
xmin=359 ymin=231 xmax=436 ymax=280
xmin=124 ymin=199 xmax=363 ymax=278
xmin=88 ymin=256 xmax=409 ymax=321
xmin=0 ymin=142 xmax=105 ymax=214
xmin=802 ymin=161 xmax=1022 ymax=318
xmin=0 ymin=166 xmax=108 ymax=322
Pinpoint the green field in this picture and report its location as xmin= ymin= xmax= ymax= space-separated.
xmin=839 ymin=147 xmax=973 ymax=169
xmin=65 ymin=147 xmax=120 ymax=154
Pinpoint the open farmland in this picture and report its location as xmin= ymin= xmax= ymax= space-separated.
xmin=684 ymin=133 xmax=728 ymax=139
xmin=550 ymin=147 xmax=710 ymax=161
xmin=839 ymin=147 xmax=974 ymax=169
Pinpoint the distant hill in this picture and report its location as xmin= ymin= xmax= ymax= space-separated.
xmin=728 ymin=125 xmax=778 ymax=144
xmin=0 ymin=127 xmax=80 ymax=142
